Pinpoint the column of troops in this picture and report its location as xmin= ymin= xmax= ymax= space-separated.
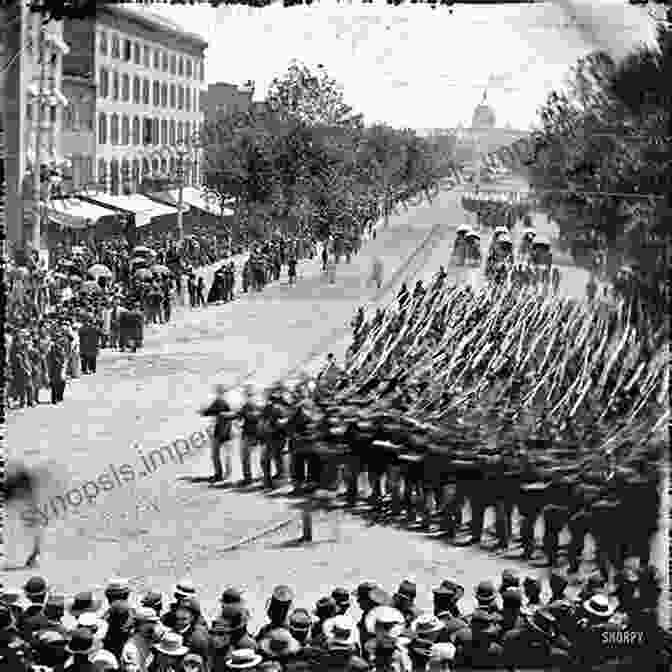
xmin=234 ymin=381 xmax=661 ymax=581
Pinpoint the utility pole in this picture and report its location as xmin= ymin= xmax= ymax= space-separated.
xmin=32 ymin=22 xmax=48 ymax=255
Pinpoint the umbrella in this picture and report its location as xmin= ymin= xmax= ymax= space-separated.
xmin=81 ymin=280 xmax=102 ymax=293
xmin=132 ymin=246 xmax=155 ymax=257
xmin=88 ymin=263 xmax=113 ymax=279
xmin=135 ymin=268 xmax=153 ymax=280
xmin=494 ymin=226 xmax=509 ymax=238
xmin=466 ymin=231 xmax=481 ymax=239
xmin=456 ymin=224 xmax=471 ymax=235
xmin=150 ymin=264 xmax=171 ymax=275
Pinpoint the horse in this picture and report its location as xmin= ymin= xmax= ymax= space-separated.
xmin=1 ymin=464 xmax=45 ymax=567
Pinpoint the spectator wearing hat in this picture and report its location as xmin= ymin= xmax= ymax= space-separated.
xmin=20 ymin=594 xmax=70 ymax=643
xmin=362 ymin=606 xmax=406 ymax=664
xmin=286 ymin=609 xmax=311 ymax=647
xmin=208 ymin=605 xmax=256 ymax=670
xmin=370 ymin=633 xmax=411 ymax=672
xmin=330 ymin=588 xmax=351 ymax=616
xmin=323 ymin=615 xmax=360 ymax=655
xmin=431 ymin=581 xmax=465 ymax=640
xmin=498 ymin=569 xmax=520 ymax=596
xmin=472 ymin=581 xmax=500 ymax=616
xmin=70 ymin=593 xmax=103 ymax=621
xmin=65 ymin=627 xmax=98 ymax=672
xmin=91 ymin=648 xmax=120 ymax=670
xmin=120 ymin=607 xmax=160 ymax=672
xmin=427 ymin=642 xmax=456 ymax=672
xmin=498 ymin=589 xmax=525 ymax=636
xmin=104 ymin=579 xmax=130 ymax=609
xmin=102 ymin=602 xmax=134 ymax=662
xmin=170 ymin=597 xmax=209 ymax=661
xmin=148 ymin=631 xmax=188 ymax=672
xmin=182 ymin=652 xmax=206 ymax=672
xmin=258 ymin=628 xmax=301 ymax=666
xmin=452 ymin=610 xmax=503 ymax=669
xmin=310 ymin=597 xmax=338 ymax=644
xmin=224 ymin=649 xmax=262 ymax=672
xmin=355 ymin=586 xmax=388 ymax=650
xmin=255 ymin=586 xmax=294 ymax=641
xmin=405 ymin=615 xmax=445 ymax=671
xmin=77 ymin=612 xmax=110 ymax=647
xmin=32 ymin=629 xmax=70 ymax=670
xmin=502 ymin=609 xmax=571 ymax=669
xmin=23 ymin=576 xmax=48 ymax=609
xmin=219 ymin=588 xmax=246 ymax=615
xmin=140 ymin=593 xmax=163 ymax=619
xmin=522 ymin=577 xmax=542 ymax=616
xmin=391 ymin=581 xmax=421 ymax=628
xmin=162 ymin=581 xmax=205 ymax=631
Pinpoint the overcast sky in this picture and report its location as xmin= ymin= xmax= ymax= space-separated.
xmin=148 ymin=0 xmax=660 ymax=131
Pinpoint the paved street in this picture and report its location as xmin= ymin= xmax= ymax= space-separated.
xmin=5 ymin=187 xmax=631 ymax=631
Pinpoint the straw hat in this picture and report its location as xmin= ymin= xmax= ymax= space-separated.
xmin=258 ymin=628 xmax=301 ymax=658
xmin=323 ymin=615 xmax=357 ymax=646
xmin=77 ymin=612 xmax=109 ymax=639
xmin=583 ymin=594 xmax=616 ymax=619
xmin=154 ymin=631 xmax=188 ymax=657
xmin=409 ymin=614 xmax=444 ymax=638
xmin=364 ymin=606 xmax=405 ymax=635
xmin=226 ymin=649 xmax=263 ymax=670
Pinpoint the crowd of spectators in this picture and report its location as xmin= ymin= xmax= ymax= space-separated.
xmin=0 ymin=566 xmax=667 ymax=672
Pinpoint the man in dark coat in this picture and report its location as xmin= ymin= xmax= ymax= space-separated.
xmin=200 ymin=384 xmax=235 ymax=483
xmin=47 ymin=336 xmax=68 ymax=404
xmin=78 ymin=320 xmax=102 ymax=375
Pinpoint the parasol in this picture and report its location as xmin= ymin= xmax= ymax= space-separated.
xmin=135 ymin=268 xmax=153 ymax=281
xmin=456 ymin=224 xmax=471 ymax=235
xmin=87 ymin=263 xmax=113 ymax=279
xmin=466 ymin=231 xmax=481 ymax=240
xmin=81 ymin=280 xmax=102 ymax=293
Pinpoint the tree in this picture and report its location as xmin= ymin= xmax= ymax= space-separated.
xmin=527 ymin=22 xmax=670 ymax=325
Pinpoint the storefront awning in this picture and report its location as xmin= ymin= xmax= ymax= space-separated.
xmin=46 ymin=198 xmax=119 ymax=230
xmin=79 ymin=192 xmax=178 ymax=228
xmin=168 ymin=187 xmax=234 ymax=216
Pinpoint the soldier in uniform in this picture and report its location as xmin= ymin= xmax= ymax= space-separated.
xmin=238 ymin=386 xmax=261 ymax=485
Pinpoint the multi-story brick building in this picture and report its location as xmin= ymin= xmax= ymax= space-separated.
xmin=203 ymin=81 xmax=254 ymax=122
xmin=62 ymin=5 xmax=207 ymax=197
xmin=1 ymin=2 xmax=70 ymax=252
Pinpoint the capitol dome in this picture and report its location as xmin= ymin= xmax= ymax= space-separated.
xmin=471 ymin=92 xmax=496 ymax=129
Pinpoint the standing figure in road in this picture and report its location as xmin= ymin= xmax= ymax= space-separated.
xmin=47 ymin=334 xmax=68 ymax=405
xmin=321 ymin=245 xmax=329 ymax=273
xmin=238 ymin=386 xmax=261 ymax=485
xmin=200 ymin=384 xmax=235 ymax=483
xmin=327 ymin=255 xmax=337 ymax=284
xmin=196 ymin=277 xmax=206 ymax=308
xmin=287 ymin=255 xmax=297 ymax=285
xmin=370 ymin=257 xmax=383 ymax=290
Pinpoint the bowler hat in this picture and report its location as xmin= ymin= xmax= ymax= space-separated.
xmin=270 ymin=585 xmax=294 ymax=604
xmin=24 ymin=576 xmax=48 ymax=598
xmin=501 ymin=588 xmax=522 ymax=608
xmin=355 ymin=582 xmax=378 ymax=601
xmin=44 ymin=595 xmax=66 ymax=618
xmin=174 ymin=579 xmax=197 ymax=599
xmin=432 ymin=581 xmax=464 ymax=602
xmin=69 ymin=592 xmax=102 ymax=616
xmin=314 ymin=597 xmax=337 ymax=620
xmin=258 ymin=628 xmax=301 ymax=658
xmin=141 ymin=591 xmax=163 ymax=610
xmin=221 ymin=587 xmax=244 ymax=604
xmin=217 ymin=605 xmax=248 ymax=632
xmin=331 ymin=587 xmax=350 ymax=607
xmin=66 ymin=628 xmax=96 ymax=655
xmin=394 ymin=580 xmax=417 ymax=601
xmin=475 ymin=581 xmax=497 ymax=604
xmin=288 ymin=608 xmax=311 ymax=632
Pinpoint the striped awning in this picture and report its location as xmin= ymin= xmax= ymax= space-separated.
xmin=79 ymin=192 xmax=178 ymax=228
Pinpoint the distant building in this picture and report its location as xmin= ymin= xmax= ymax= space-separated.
xmin=203 ymin=81 xmax=255 ymax=121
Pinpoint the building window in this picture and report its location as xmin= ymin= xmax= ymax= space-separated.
xmin=112 ymin=72 xmax=119 ymax=100
xmin=162 ymin=51 xmax=168 ymax=72
xmin=143 ymin=45 xmax=150 ymax=68
xmin=170 ymin=54 xmax=176 ymax=75
xmin=26 ymin=102 xmax=33 ymax=120
xmin=185 ymin=121 xmax=191 ymax=144
xmin=100 ymin=32 xmax=108 ymax=55
xmin=161 ymin=83 xmax=167 ymax=108
xmin=143 ymin=118 xmax=152 ymax=145
xmin=111 ymin=35 xmax=120 ymax=58
xmin=153 ymin=81 xmax=160 ymax=107
xmin=132 ymin=159 xmax=140 ymax=190
xmin=186 ymin=58 xmax=192 ymax=78
xmin=178 ymin=56 xmax=184 ymax=77
xmin=143 ymin=157 xmax=150 ymax=175
xmin=177 ymin=121 xmax=183 ymax=143
xmin=132 ymin=116 xmax=140 ymax=145
xmin=98 ymin=159 xmax=107 ymax=190
xmin=161 ymin=158 xmax=167 ymax=174
xmin=178 ymin=86 xmax=184 ymax=110
xmin=152 ymin=118 xmax=159 ymax=145
xmin=186 ymin=89 xmax=191 ymax=112
xmin=121 ymin=159 xmax=131 ymax=193
xmin=133 ymin=76 xmax=140 ymax=104
xmin=170 ymin=156 xmax=176 ymax=172
xmin=110 ymin=113 xmax=119 ymax=145
xmin=170 ymin=84 xmax=176 ymax=109
xmin=122 ymin=115 xmax=130 ymax=145
xmin=193 ymin=89 xmax=198 ymax=112
xmin=99 ymin=68 xmax=109 ymax=98
xmin=49 ymin=105 xmax=57 ymax=123
xmin=199 ymin=60 xmax=204 ymax=81
xmin=122 ymin=74 xmax=130 ymax=102
xmin=98 ymin=113 xmax=107 ymax=144
xmin=152 ymin=158 xmax=159 ymax=172
xmin=133 ymin=42 xmax=141 ymax=65
xmin=155 ymin=49 xmax=161 ymax=70
xmin=161 ymin=119 xmax=167 ymax=145
xmin=170 ymin=120 xmax=176 ymax=145
xmin=64 ymin=104 xmax=74 ymax=130
xmin=123 ymin=39 xmax=131 ymax=62
xmin=110 ymin=159 xmax=120 ymax=195
xmin=143 ymin=79 xmax=150 ymax=105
